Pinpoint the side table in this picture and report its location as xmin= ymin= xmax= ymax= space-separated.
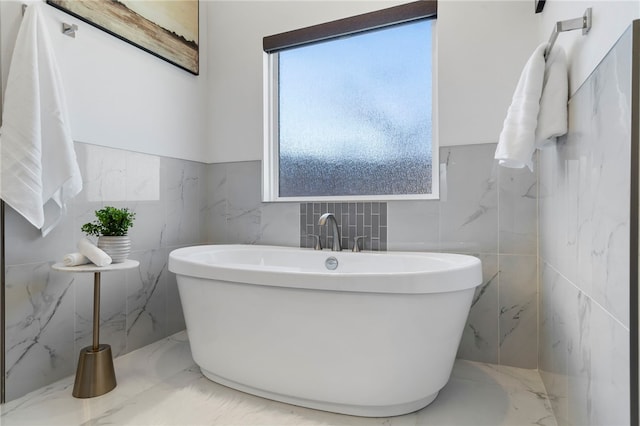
xmin=52 ymin=259 xmax=140 ymax=398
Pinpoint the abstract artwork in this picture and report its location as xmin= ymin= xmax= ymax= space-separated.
xmin=47 ymin=0 xmax=199 ymax=74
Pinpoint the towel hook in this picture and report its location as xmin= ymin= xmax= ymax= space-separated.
xmin=62 ymin=22 xmax=78 ymax=38
xmin=22 ymin=3 xmax=78 ymax=39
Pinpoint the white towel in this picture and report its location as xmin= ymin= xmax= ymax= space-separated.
xmin=62 ymin=252 xmax=90 ymax=267
xmin=78 ymin=238 xmax=112 ymax=267
xmin=0 ymin=3 xmax=82 ymax=237
xmin=535 ymin=47 xmax=568 ymax=148
xmin=494 ymin=43 xmax=547 ymax=171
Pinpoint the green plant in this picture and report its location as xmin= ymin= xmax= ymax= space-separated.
xmin=81 ymin=206 xmax=135 ymax=237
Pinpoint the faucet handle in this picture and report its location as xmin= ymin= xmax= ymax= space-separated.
xmin=308 ymin=234 xmax=322 ymax=250
xmin=352 ymin=235 xmax=367 ymax=252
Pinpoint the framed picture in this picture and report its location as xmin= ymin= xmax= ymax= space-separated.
xmin=535 ymin=0 xmax=546 ymax=14
xmin=47 ymin=0 xmax=199 ymax=75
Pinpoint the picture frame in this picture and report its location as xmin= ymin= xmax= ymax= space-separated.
xmin=46 ymin=0 xmax=199 ymax=75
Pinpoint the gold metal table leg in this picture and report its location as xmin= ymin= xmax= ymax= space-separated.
xmin=72 ymin=272 xmax=117 ymax=398
xmin=92 ymin=272 xmax=100 ymax=350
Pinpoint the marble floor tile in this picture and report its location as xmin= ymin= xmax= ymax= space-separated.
xmin=0 ymin=332 xmax=556 ymax=426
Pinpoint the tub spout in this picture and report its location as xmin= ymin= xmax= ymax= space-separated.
xmin=318 ymin=213 xmax=342 ymax=251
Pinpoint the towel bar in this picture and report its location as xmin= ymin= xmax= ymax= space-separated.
xmin=544 ymin=8 xmax=592 ymax=59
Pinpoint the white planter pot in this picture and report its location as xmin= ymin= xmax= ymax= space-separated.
xmin=98 ymin=236 xmax=131 ymax=263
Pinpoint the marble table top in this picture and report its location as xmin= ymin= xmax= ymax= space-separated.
xmin=52 ymin=259 xmax=139 ymax=273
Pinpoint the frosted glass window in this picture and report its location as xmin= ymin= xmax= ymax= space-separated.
xmin=264 ymin=18 xmax=437 ymax=201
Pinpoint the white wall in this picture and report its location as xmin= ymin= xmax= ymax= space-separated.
xmin=0 ymin=0 xmax=208 ymax=162
xmin=206 ymin=0 xmax=404 ymax=163
xmin=206 ymin=0 xmax=539 ymax=163
xmin=0 ymin=1 xmax=546 ymax=164
xmin=437 ymin=1 xmax=538 ymax=147
xmin=538 ymin=0 xmax=640 ymax=95
xmin=4 ymin=1 xmax=633 ymax=164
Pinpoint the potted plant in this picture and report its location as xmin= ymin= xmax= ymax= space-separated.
xmin=81 ymin=206 xmax=135 ymax=263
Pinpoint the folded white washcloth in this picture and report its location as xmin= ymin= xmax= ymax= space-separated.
xmin=0 ymin=3 xmax=83 ymax=237
xmin=535 ymin=47 xmax=568 ymax=148
xmin=78 ymin=237 xmax=112 ymax=267
xmin=494 ymin=43 xmax=547 ymax=171
xmin=62 ymin=252 xmax=90 ymax=267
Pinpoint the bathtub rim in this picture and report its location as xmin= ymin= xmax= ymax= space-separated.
xmin=169 ymin=244 xmax=483 ymax=294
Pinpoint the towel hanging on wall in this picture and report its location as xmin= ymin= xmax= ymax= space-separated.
xmin=494 ymin=43 xmax=546 ymax=171
xmin=535 ymin=47 xmax=568 ymax=148
xmin=0 ymin=3 xmax=82 ymax=237
xmin=494 ymin=42 xmax=568 ymax=171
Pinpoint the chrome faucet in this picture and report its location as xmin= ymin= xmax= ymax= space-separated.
xmin=318 ymin=213 xmax=342 ymax=251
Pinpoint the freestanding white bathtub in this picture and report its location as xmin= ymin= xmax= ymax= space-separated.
xmin=169 ymin=244 xmax=482 ymax=417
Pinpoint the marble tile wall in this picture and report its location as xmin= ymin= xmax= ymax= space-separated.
xmin=204 ymin=161 xmax=300 ymax=247
xmin=4 ymin=114 xmax=541 ymax=402
xmin=206 ymin=142 xmax=539 ymax=370
xmin=7 ymin=30 xmax=634 ymax=419
xmin=390 ymin=144 xmax=539 ymax=369
xmin=4 ymin=143 xmax=208 ymax=401
xmin=3 ymin=134 xmax=540 ymax=401
xmin=538 ymin=26 xmax=632 ymax=425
